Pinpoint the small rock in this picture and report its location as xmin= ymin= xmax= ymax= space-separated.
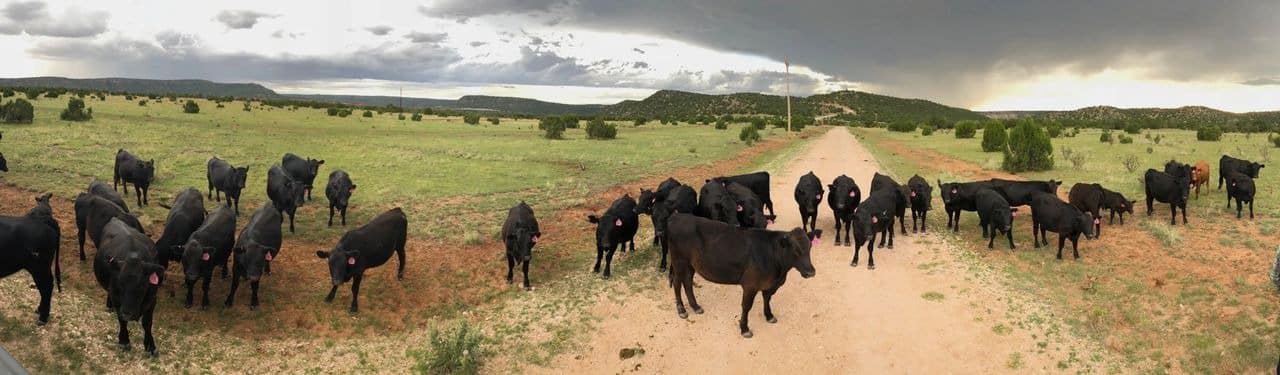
xmin=619 ymin=347 xmax=645 ymax=360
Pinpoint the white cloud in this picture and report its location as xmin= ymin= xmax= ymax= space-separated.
xmin=214 ymin=9 xmax=278 ymax=30
xmin=0 ymin=1 xmax=109 ymax=38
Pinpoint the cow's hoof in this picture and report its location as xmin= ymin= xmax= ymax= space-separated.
xmin=524 ymin=286 xmax=533 ymax=292
xmin=348 ymin=308 xmax=359 ymax=315
xmin=200 ymin=305 xmax=209 ymax=311
xmin=146 ymin=348 xmax=158 ymax=357
xmin=183 ymin=303 xmax=193 ymax=309
xmin=249 ymin=305 xmax=259 ymax=311
xmin=35 ymin=318 xmax=47 ymax=326
xmin=692 ymin=306 xmax=704 ymax=315
xmin=741 ymin=331 xmax=753 ymax=339
xmin=868 ymin=264 xmax=876 ymax=270
xmin=118 ymin=343 xmax=130 ymax=351
xmin=843 ymin=242 xmax=851 ymax=248
xmin=678 ymin=311 xmax=688 ymax=319
xmin=850 ymin=261 xmax=858 ymax=267
xmin=887 ymin=245 xmax=894 ymax=249
xmin=602 ymin=274 xmax=611 ymax=280
xmin=767 ymin=316 xmax=778 ymax=324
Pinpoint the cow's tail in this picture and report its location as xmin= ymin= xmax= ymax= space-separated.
xmin=53 ymin=243 xmax=62 ymax=293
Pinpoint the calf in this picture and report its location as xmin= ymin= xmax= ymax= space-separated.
xmin=207 ymin=157 xmax=249 ymax=214
xmin=851 ymin=189 xmax=897 ymax=269
xmin=1029 ymin=192 xmax=1096 ymax=260
xmin=315 ymin=208 xmax=408 ymax=313
xmin=267 ymin=164 xmax=307 ymax=233
xmin=727 ymin=182 xmax=775 ymax=229
xmin=587 ymin=195 xmax=639 ymax=278
xmin=1219 ymin=155 xmax=1265 ymax=189
xmin=113 ymin=149 xmax=155 ymax=207
xmin=153 ymin=188 xmax=205 ymax=268
xmin=989 ymin=178 xmax=1061 ymax=206
xmin=907 ymin=175 xmax=932 ymax=233
xmin=1225 ymin=172 xmax=1256 ymax=219
xmin=713 ymin=171 xmax=774 ymax=216
xmin=665 ymin=213 xmax=819 ymax=338
xmin=638 ymin=177 xmax=681 ymax=246
xmin=1191 ymin=160 xmax=1210 ymax=199
xmin=1067 ymin=183 xmax=1107 ymax=237
xmin=1101 ymin=188 xmax=1136 ymax=225
xmin=282 ymin=153 xmax=324 ymax=201
xmin=0 ymin=193 xmax=61 ymax=325
xmin=325 ymin=169 xmax=357 ymax=226
xmin=1144 ymin=169 xmax=1190 ymax=225
xmin=180 ymin=205 xmax=236 ymax=309
xmin=651 ymin=185 xmax=697 ymax=270
xmin=870 ymin=173 xmax=909 ymax=235
xmin=826 ymin=174 xmax=859 ymax=246
xmin=92 ymin=218 xmax=163 ymax=355
xmin=976 ymin=188 xmax=1016 ymax=249
xmin=937 ymin=179 xmax=995 ymax=231
xmin=794 ymin=171 xmax=824 ymax=234
xmin=501 ymin=201 xmax=541 ymax=290
xmin=89 ymin=180 xmax=129 ymax=213
xmin=75 ymin=193 xmax=145 ymax=261
xmin=697 ymin=179 xmax=740 ymax=226
xmin=225 ymin=204 xmax=283 ymax=310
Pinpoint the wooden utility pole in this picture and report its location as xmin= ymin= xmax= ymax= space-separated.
xmin=785 ymin=58 xmax=792 ymax=134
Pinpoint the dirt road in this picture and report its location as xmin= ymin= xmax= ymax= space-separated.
xmin=539 ymin=127 xmax=1095 ymax=373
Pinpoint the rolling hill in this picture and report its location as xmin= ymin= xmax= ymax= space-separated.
xmin=982 ymin=106 xmax=1277 ymax=126
xmin=0 ymin=77 xmax=279 ymax=98
xmin=603 ymin=89 xmax=989 ymax=123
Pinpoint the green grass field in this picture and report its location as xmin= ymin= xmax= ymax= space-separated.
xmin=1 ymin=95 xmax=758 ymax=242
xmin=858 ymin=127 xmax=1280 ymax=374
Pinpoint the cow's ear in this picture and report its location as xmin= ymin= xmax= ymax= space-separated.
xmin=350 ymin=185 xmax=356 ymax=191
xmin=586 ymin=215 xmax=600 ymax=224
xmin=315 ymin=250 xmax=330 ymax=259
xmin=318 ymin=160 xmax=325 ymax=165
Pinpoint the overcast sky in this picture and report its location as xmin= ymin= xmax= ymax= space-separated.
xmin=2 ymin=0 xmax=1278 ymax=111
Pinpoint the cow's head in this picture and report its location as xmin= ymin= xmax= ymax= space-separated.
xmin=287 ymin=179 xmax=307 ymax=205
xmin=506 ymin=225 xmax=541 ymax=263
xmin=1074 ymin=209 xmax=1097 ymax=240
xmin=233 ymin=167 xmax=249 ymax=190
xmin=1246 ymin=162 xmax=1266 ymax=178
xmin=1046 ymin=180 xmax=1062 ymax=194
xmin=826 ymin=177 xmax=855 ymax=212
xmin=0 ymin=152 xmax=8 ymax=172
xmin=937 ymin=180 xmax=958 ymax=205
xmin=735 ymin=196 xmax=770 ymax=229
xmin=235 ymin=243 xmax=277 ymax=282
xmin=27 ymin=192 xmax=53 ymax=217
xmin=316 ymin=248 xmax=360 ymax=286
xmin=909 ymin=182 xmax=931 ymax=203
xmin=1176 ymin=176 xmax=1192 ymax=202
xmin=651 ymin=201 xmax=675 ymax=240
xmin=636 ymin=189 xmax=657 ymax=215
xmin=784 ymin=228 xmax=821 ymax=278
xmin=141 ymin=160 xmax=156 ymax=184
xmin=586 ymin=214 xmax=618 ymax=250
xmin=108 ymin=257 xmax=163 ymax=321
xmin=331 ymin=181 xmax=356 ymax=208
xmin=180 ymin=239 xmax=216 ymax=283
xmin=307 ymin=158 xmax=325 ymax=178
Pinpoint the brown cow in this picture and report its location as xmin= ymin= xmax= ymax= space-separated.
xmin=1191 ymin=160 xmax=1210 ymax=199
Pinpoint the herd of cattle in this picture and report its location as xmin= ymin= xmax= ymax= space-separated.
xmin=0 ymin=145 xmax=1269 ymax=349
xmin=0 ymin=150 xmax=406 ymax=355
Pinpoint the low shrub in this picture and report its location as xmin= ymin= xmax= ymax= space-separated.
xmin=1196 ymin=125 xmax=1222 ymax=141
xmin=463 ymin=115 xmax=480 ymax=125
xmin=182 ymin=100 xmax=200 ymax=114
xmin=540 ymin=117 xmax=566 ymax=139
xmin=1 ymin=99 xmax=35 ymax=124
xmin=981 ymin=122 xmax=1007 ymax=152
xmin=921 ymin=125 xmax=935 ymax=136
xmin=1002 ymin=120 xmax=1053 ymax=172
xmin=888 ymin=121 xmax=917 ymax=133
xmin=61 ymin=97 xmax=93 ymax=121
xmin=362 ymin=110 xmax=373 ymax=118
xmin=739 ymin=125 xmax=762 ymax=145
xmin=584 ymin=119 xmax=617 ymax=139
xmin=409 ymin=321 xmax=486 ymax=375
xmin=954 ymin=121 xmax=978 ymax=139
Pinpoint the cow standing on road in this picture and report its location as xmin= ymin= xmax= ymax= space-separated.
xmin=587 ymin=195 xmax=639 ymax=279
xmin=316 ymin=208 xmax=408 ymax=314
xmin=794 ymin=171 xmax=824 ymax=234
xmin=906 ymin=175 xmax=931 ymax=233
xmin=851 ymin=189 xmax=897 ymax=269
xmin=713 ymin=172 xmax=775 ymax=216
xmin=826 ymin=175 xmax=859 ymax=246
xmin=870 ymin=173 xmax=909 ymax=235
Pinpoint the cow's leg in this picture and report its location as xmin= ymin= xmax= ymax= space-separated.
xmin=324 ymin=284 xmax=338 ymax=303
xmin=899 ymin=213 xmax=907 ymax=235
xmin=134 ymin=185 xmax=142 ymax=207
xmin=1006 ymin=227 xmax=1016 ymax=249
xmin=843 ymin=219 xmax=852 ymax=247
xmin=249 ymin=280 xmax=260 ymax=310
xmin=116 ymin=317 xmax=131 ymax=350
xmin=142 ymin=309 xmax=156 ymax=356
xmin=521 ymin=258 xmax=531 ymax=291
xmin=1056 ymin=234 xmax=1066 ymax=260
xmin=1146 ymin=196 xmax=1154 ymax=215
xmin=1109 ymin=210 xmax=1116 ymax=225
xmin=683 ymin=269 xmax=702 ymax=314
xmin=33 ymin=270 xmax=52 ymax=325
xmin=288 ymin=211 xmax=296 ymax=233
xmin=952 ymin=210 xmax=961 ymax=232
xmin=658 ymin=235 xmax=669 ymax=271
xmin=200 ymin=276 xmax=212 ymax=309
xmin=1169 ymin=204 xmax=1177 ymax=225
xmin=234 ymin=197 xmax=240 ymax=216
xmin=629 ymin=239 xmax=635 ymax=253
xmin=1249 ymin=200 xmax=1254 ymax=219
xmin=592 ymin=246 xmax=603 ymax=274
xmin=921 ymin=210 xmax=927 ymax=232
xmin=851 ymin=234 xmax=863 ymax=267
xmin=77 ymin=226 xmax=87 ymax=261
xmin=184 ymin=279 xmax=196 ymax=308
xmin=763 ymin=288 xmax=778 ymax=323
xmin=1071 ymin=235 xmax=1080 ymax=260
xmin=887 ymin=220 xmax=895 ymax=249
xmin=349 ymin=273 xmax=362 ymax=313
xmin=328 ymin=205 xmax=335 ymax=227
xmin=1236 ymin=198 xmax=1243 ymax=219
xmin=1218 ymin=175 xmax=1224 ymax=190
xmin=208 ymin=183 xmax=214 ymax=200
xmin=673 ymin=266 xmax=688 ymax=319
xmin=505 ymin=254 xmax=515 ymax=284
xmin=987 ymin=223 xmax=996 ymax=249
xmin=868 ymin=238 xmax=876 ymax=270
xmin=225 ymin=273 xmax=240 ymax=308
xmin=832 ymin=217 xmax=842 ymax=245
xmin=1031 ymin=219 xmax=1041 ymax=248
xmin=603 ymin=244 xmax=617 ymax=279
xmin=1095 ymin=215 xmax=1102 ymax=238
xmin=1119 ymin=212 xmax=1125 ymax=225
xmin=739 ymin=288 xmax=758 ymax=338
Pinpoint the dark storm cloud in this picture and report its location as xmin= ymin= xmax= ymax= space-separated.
xmin=214 ymin=10 xmax=277 ymax=30
xmin=404 ymin=31 xmax=447 ymax=44
xmin=1242 ymin=77 xmax=1280 ymax=86
xmin=632 ymin=61 xmax=649 ymax=69
xmin=421 ymin=0 xmax=1280 ymax=106
xmin=0 ymin=0 xmax=108 ymax=38
xmin=365 ymin=25 xmax=394 ymax=36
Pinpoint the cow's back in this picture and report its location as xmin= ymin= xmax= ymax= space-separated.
xmin=667 ymin=214 xmax=746 ymax=285
xmin=347 ymin=208 xmax=408 ymax=267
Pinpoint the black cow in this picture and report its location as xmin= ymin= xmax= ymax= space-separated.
xmin=113 ymin=149 xmax=155 ymax=207
xmin=207 ymin=157 xmax=249 ymax=215
xmin=1101 ymin=188 xmax=1136 ymax=225
xmin=1225 ymin=172 xmax=1256 ymax=219
xmin=93 ymin=218 xmax=163 ymax=355
xmin=1067 ymin=183 xmax=1108 ymax=237
xmin=870 ymin=173 xmax=909 ymax=235
xmin=0 ymin=151 xmax=6 ymax=172
xmin=1219 ymin=155 xmax=1265 ymax=189
xmin=225 ymin=204 xmax=283 ymax=310
xmin=794 ymin=171 xmax=824 ymax=234
xmin=664 ymin=213 xmax=819 ymax=338
xmin=989 ymin=178 xmax=1061 ymax=206
xmin=937 ymin=179 xmax=995 ymax=231
xmin=651 ymin=184 xmax=697 ymax=270
xmin=976 ymin=188 xmax=1016 ymax=249
xmin=907 ymin=175 xmax=932 ymax=233
xmin=727 ymin=182 xmax=775 ymax=229
xmin=851 ymin=189 xmax=897 ymax=269
xmin=826 ymin=174 xmax=859 ymax=246
xmin=637 ymin=177 xmax=682 ymax=247
xmin=0 ymin=193 xmax=61 ymax=325
xmin=502 ymin=201 xmax=541 ymax=290
xmin=75 ymin=193 xmax=144 ymax=261
xmin=282 ymin=153 xmax=324 ymax=201
xmin=697 ymin=179 xmax=740 ymax=227
xmin=1164 ymin=160 xmax=1192 ymax=180
xmin=315 ymin=208 xmax=408 ymax=313
xmin=1144 ymin=169 xmax=1191 ymax=225
xmin=587 ymin=195 xmax=639 ymax=278
xmin=267 ymin=164 xmax=307 ymax=233
xmin=153 ymin=188 xmax=205 ymax=268
xmin=325 ymin=169 xmax=357 ymax=227
xmin=1029 ymin=192 xmax=1096 ymax=260
xmin=180 ymin=205 xmax=236 ymax=309
xmin=89 ymin=180 xmax=129 ymax=213
xmin=713 ymin=172 xmax=774 ymax=216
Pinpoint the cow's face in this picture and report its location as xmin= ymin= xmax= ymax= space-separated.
xmin=938 ymin=182 xmax=958 ymax=204
xmin=996 ymin=206 xmax=1014 ymax=233
xmin=109 ymin=259 xmax=162 ymax=321
xmin=1247 ymin=162 xmax=1265 ymax=178
xmin=233 ymin=167 xmax=249 ymax=189
xmin=1076 ymin=211 xmax=1097 ymax=239
xmin=307 ymin=159 xmax=325 ymax=178
xmin=636 ymin=189 xmax=656 ymax=215
xmin=288 ymin=180 xmax=307 ymax=204
xmin=180 ymin=240 xmax=215 ymax=282
xmin=141 ymin=160 xmax=156 ymax=183
xmin=651 ymin=202 xmax=674 ymax=238
xmin=1176 ymin=176 xmax=1192 ymax=202
xmin=236 ymin=244 xmax=276 ymax=282
xmin=786 ymin=229 xmax=820 ymax=278
xmin=909 ymin=183 xmax=930 ymax=203
xmin=316 ymin=249 xmax=360 ymax=285
xmin=506 ymin=227 xmax=539 ymax=263
xmin=587 ymin=214 xmax=616 ymax=250
xmin=735 ymin=198 xmax=769 ymax=229
xmin=0 ymin=152 xmax=8 ymax=172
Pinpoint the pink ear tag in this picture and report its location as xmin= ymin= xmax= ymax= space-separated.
xmin=614 ymin=218 xmax=623 ymax=226
xmin=148 ymin=273 xmax=160 ymax=285
xmin=847 ymin=191 xmax=855 ymax=197
xmin=910 ymin=191 xmax=916 ymax=197
xmin=952 ymin=189 xmax=958 ymax=194
xmin=811 ymin=237 xmax=822 ymax=246
xmin=736 ymin=205 xmax=743 ymax=212
xmin=201 ymin=253 xmax=210 ymax=261
xmin=347 ymin=257 xmax=356 ymax=265
xmin=872 ymin=216 xmax=879 ymax=224
xmin=265 ymin=252 xmax=273 ymax=261
xmin=816 ymin=193 xmax=822 ymax=200
xmin=1093 ymin=218 xmax=1100 ymax=224
xmin=531 ymin=235 xmax=539 ymax=243
xmin=1011 ymin=211 xmax=1017 ymax=217
xmin=767 ymin=219 xmax=774 ymax=226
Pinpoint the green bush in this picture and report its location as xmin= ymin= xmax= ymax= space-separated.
xmin=1002 ymin=120 xmax=1054 ymax=172
xmin=243 ymin=102 xmax=252 ymax=112
xmin=362 ymin=110 xmax=374 ymax=118
xmin=585 ymin=119 xmax=617 ymax=139
xmin=1099 ymin=131 xmax=1113 ymax=143
xmin=540 ymin=117 xmax=566 ymax=139
xmin=410 ymin=321 xmax=486 ymax=375
xmin=24 ymin=89 xmax=40 ymax=100
xmin=1046 ymin=123 xmax=1063 ymax=138
xmin=739 ymin=125 xmax=762 ymax=145
xmin=633 ymin=117 xmax=648 ymax=126
xmin=714 ymin=120 xmax=728 ymax=130
xmin=954 ymin=121 xmax=978 ymax=138
xmin=138 ymin=99 xmax=147 ymax=107
xmin=1123 ymin=122 xmax=1141 ymax=134
xmin=1118 ymin=134 xmax=1134 ymax=144
xmin=182 ymin=100 xmax=200 ymax=114
xmin=411 ymin=113 xmax=423 ymax=121
xmin=463 ymin=115 xmax=480 ymax=125
xmin=398 ymin=114 xmax=406 ymax=120
xmin=1 ymin=99 xmax=35 ymax=124
xmin=981 ymin=122 xmax=1007 ymax=152
xmin=887 ymin=121 xmax=917 ymax=133
xmin=1196 ymin=125 xmax=1222 ymax=141
xmin=1 ymin=89 xmax=12 ymax=97
xmin=486 ymin=117 xmax=499 ymax=125
xmin=216 ymin=103 xmax=225 ymax=109
xmin=920 ymin=125 xmax=935 ymax=136
xmin=562 ymin=115 xmax=579 ymax=129
xmin=60 ymin=97 xmax=93 ymax=121
xmin=750 ymin=117 xmax=767 ymax=130
xmin=327 ymin=108 xmax=340 ymax=116
xmin=338 ymin=109 xmax=351 ymax=118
